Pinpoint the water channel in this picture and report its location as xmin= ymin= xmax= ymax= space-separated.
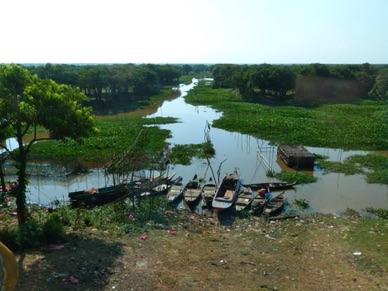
xmin=7 ymin=79 xmax=388 ymax=214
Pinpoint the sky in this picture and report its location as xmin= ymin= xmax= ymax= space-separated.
xmin=1 ymin=0 xmax=387 ymax=64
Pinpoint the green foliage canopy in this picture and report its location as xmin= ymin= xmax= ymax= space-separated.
xmin=0 ymin=64 xmax=96 ymax=224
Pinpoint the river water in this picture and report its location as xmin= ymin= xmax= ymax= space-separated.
xmin=8 ymin=79 xmax=388 ymax=214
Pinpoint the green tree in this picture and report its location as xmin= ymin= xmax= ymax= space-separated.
xmin=368 ymin=68 xmax=388 ymax=101
xmin=132 ymin=66 xmax=158 ymax=97
xmin=0 ymin=64 xmax=95 ymax=225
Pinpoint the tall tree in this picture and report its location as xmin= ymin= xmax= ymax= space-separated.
xmin=0 ymin=64 xmax=95 ymax=225
xmin=369 ymin=68 xmax=388 ymax=101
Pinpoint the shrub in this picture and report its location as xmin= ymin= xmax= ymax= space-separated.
xmin=41 ymin=214 xmax=67 ymax=244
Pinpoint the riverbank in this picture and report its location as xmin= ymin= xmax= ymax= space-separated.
xmin=10 ymin=210 xmax=388 ymax=290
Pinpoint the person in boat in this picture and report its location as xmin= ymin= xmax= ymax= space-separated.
xmin=258 ymin=187 xmax=272 ymax=199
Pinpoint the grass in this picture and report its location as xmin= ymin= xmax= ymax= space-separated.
xmin=339 ymin=217 xmax=388 ymax=275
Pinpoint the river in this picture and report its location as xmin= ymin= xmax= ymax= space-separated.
xmin=6 ymin=79 xmax=388 ymax=214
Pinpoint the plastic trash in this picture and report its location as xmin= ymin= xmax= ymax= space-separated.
xmin=140 ymin=235 xmax=148 ymax=240
xmin=48 ymin=244 xmax=65 ymax=251
xmin=68 ymin=276 xmax=79 ymax=284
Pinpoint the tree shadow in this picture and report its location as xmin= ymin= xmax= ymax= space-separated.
xmin=15 ymin=235 xmax=125 ymax=290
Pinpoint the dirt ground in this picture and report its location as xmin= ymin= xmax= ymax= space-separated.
xmin=13 ymin=211 xmax=388 ymax=291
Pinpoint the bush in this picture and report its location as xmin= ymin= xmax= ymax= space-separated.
xmin=0 ymin=226 xmax=19 ymax=252
xmin=41 ymin=214 xmax=67 ymax=244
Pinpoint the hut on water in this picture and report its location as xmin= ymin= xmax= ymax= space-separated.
xmin=277 ymin=144 xmax=315 ymax=169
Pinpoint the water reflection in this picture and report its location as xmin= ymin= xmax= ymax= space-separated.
xmin=8 ymin=79 xmax=388 ymax=213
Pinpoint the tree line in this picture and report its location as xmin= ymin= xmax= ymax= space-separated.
xmin=25 ymin=63 xmax=209 ymax=110
xmin=209 ymin=63 xmax=388 ymax=102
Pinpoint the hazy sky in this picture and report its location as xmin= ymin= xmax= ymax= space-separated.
xmin=1 ymin=0 xmax=387 ymax=64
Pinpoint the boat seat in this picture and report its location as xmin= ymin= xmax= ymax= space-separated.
xmin=223 ymin=190 xmax=234 ymax=200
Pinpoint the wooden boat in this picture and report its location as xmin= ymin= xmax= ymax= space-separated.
xmin=263 ymin=192 xmax=286 ymax=216
xmin=251 ymin=195 xmax=269 ymax=215
xmin=251 ymin=190 xmax=284 ymax=215
xmin=241 ymin=181 xmax=296 ymax=192
xmin=183 ymin=174 xmax=203 ymax=211
xmin=167 ymin=174 xmax=198 ymax=208
xmin=201 ymin=181 xmax=217 ymax=209
xmin=166 ymin=180 xmax=185 ymax=207
xmin=69 ymin=173 xmax=177 ymax=207
xmin=137 ymin=175 xmax=182 ymax=200
xmin=235 ymin=187 xmax=258 ymax=211
xmin=212 ymin=171 xmax=243 ymax=210
xmin=69 ymin=184 xmax=128 ymax=208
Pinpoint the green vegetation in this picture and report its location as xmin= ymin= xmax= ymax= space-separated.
xmin=170 ymin=141 xmax=216 ymax=165
xmin=365 ymin=207 xmax=388 ymax=219
xmin=274 ymin=171 xmax=317 ymax=184
xmin=0 ymin=64 xmax=96 ymax=225
xmin=340 ymin=217 xmax=388 ymax=273
xmin=293 ymin=198 xmax=310 ymax=209
xmin=186 ymin=82 xmax=387 ymax=151
xmin=0 ymin=196 xmax=187 ymax=252
xmin=344 ymin=208 xmax=360 ymax=217
xmin=0 ymin=213 xmax=67 ymax=251
xmin=317 ymin=160 xmax=364 ymax=175
xmin=346 ymin=154 xmax=388 ymax=184
xmin=185 ymin=81 xmax=388 ymax=185
xmin=28 ymin=117 xmax=176 ymax=164
xmin=28 ymin=117 xmax=215 ymax=168
xmin=316 ymin=154 xmax=388 ymax=184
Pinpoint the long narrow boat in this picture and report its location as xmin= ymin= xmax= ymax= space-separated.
xmin=251 ymin=196 xmax=269 ymax=215
xmin=201 ymin=181 xmax=217 ymax=209
xmin=241 ymin=181 xmax=296 ymax=192
xmin=251 ymin=191 xmax=285 ymax=216
xmin=212 ymin=171 xmax=243 ymax=210
xmin=69 ymin=173 xmax=176 ymax=207
xmin=166 ymin=180 xmax=185 ymax=206
xmin=137 ymin=175 xmax=182 ymax=200
xmin=235 ymin=187 xmax=258 ymax=212
xmin=264 ymin=192 xmax=286 ymax=216
xmin=183 ymin=174 xmax=203 ymax=211
xmin=69 ymin=184 xmax=128 ymax=208
xmin=167 ymin=174 xmax=198 ymax=208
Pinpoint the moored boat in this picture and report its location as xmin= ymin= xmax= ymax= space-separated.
xmin=235 ymin=187 xmax=258 ymax=212
xmin=201 ymin=181 xmax=217 ymax=209
xmin=263 ymin=192 xmax=286 ymax=216
xmin=241 ymin=181 xmax=296 ymax=192
xmin=167 ymin=174 xmax=198 ymax=208
xmin=69 ymin=173 xmax=177 ymax=207
xmin=183 ymin=174 xmax=203 ymax=211
xmin=137 ymin=175 xmax=182 ymax=199
xmin=212 ymin=171 xmax=243 ymax=210
xmin=69 ymin=184 xmax=128 ymax=208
